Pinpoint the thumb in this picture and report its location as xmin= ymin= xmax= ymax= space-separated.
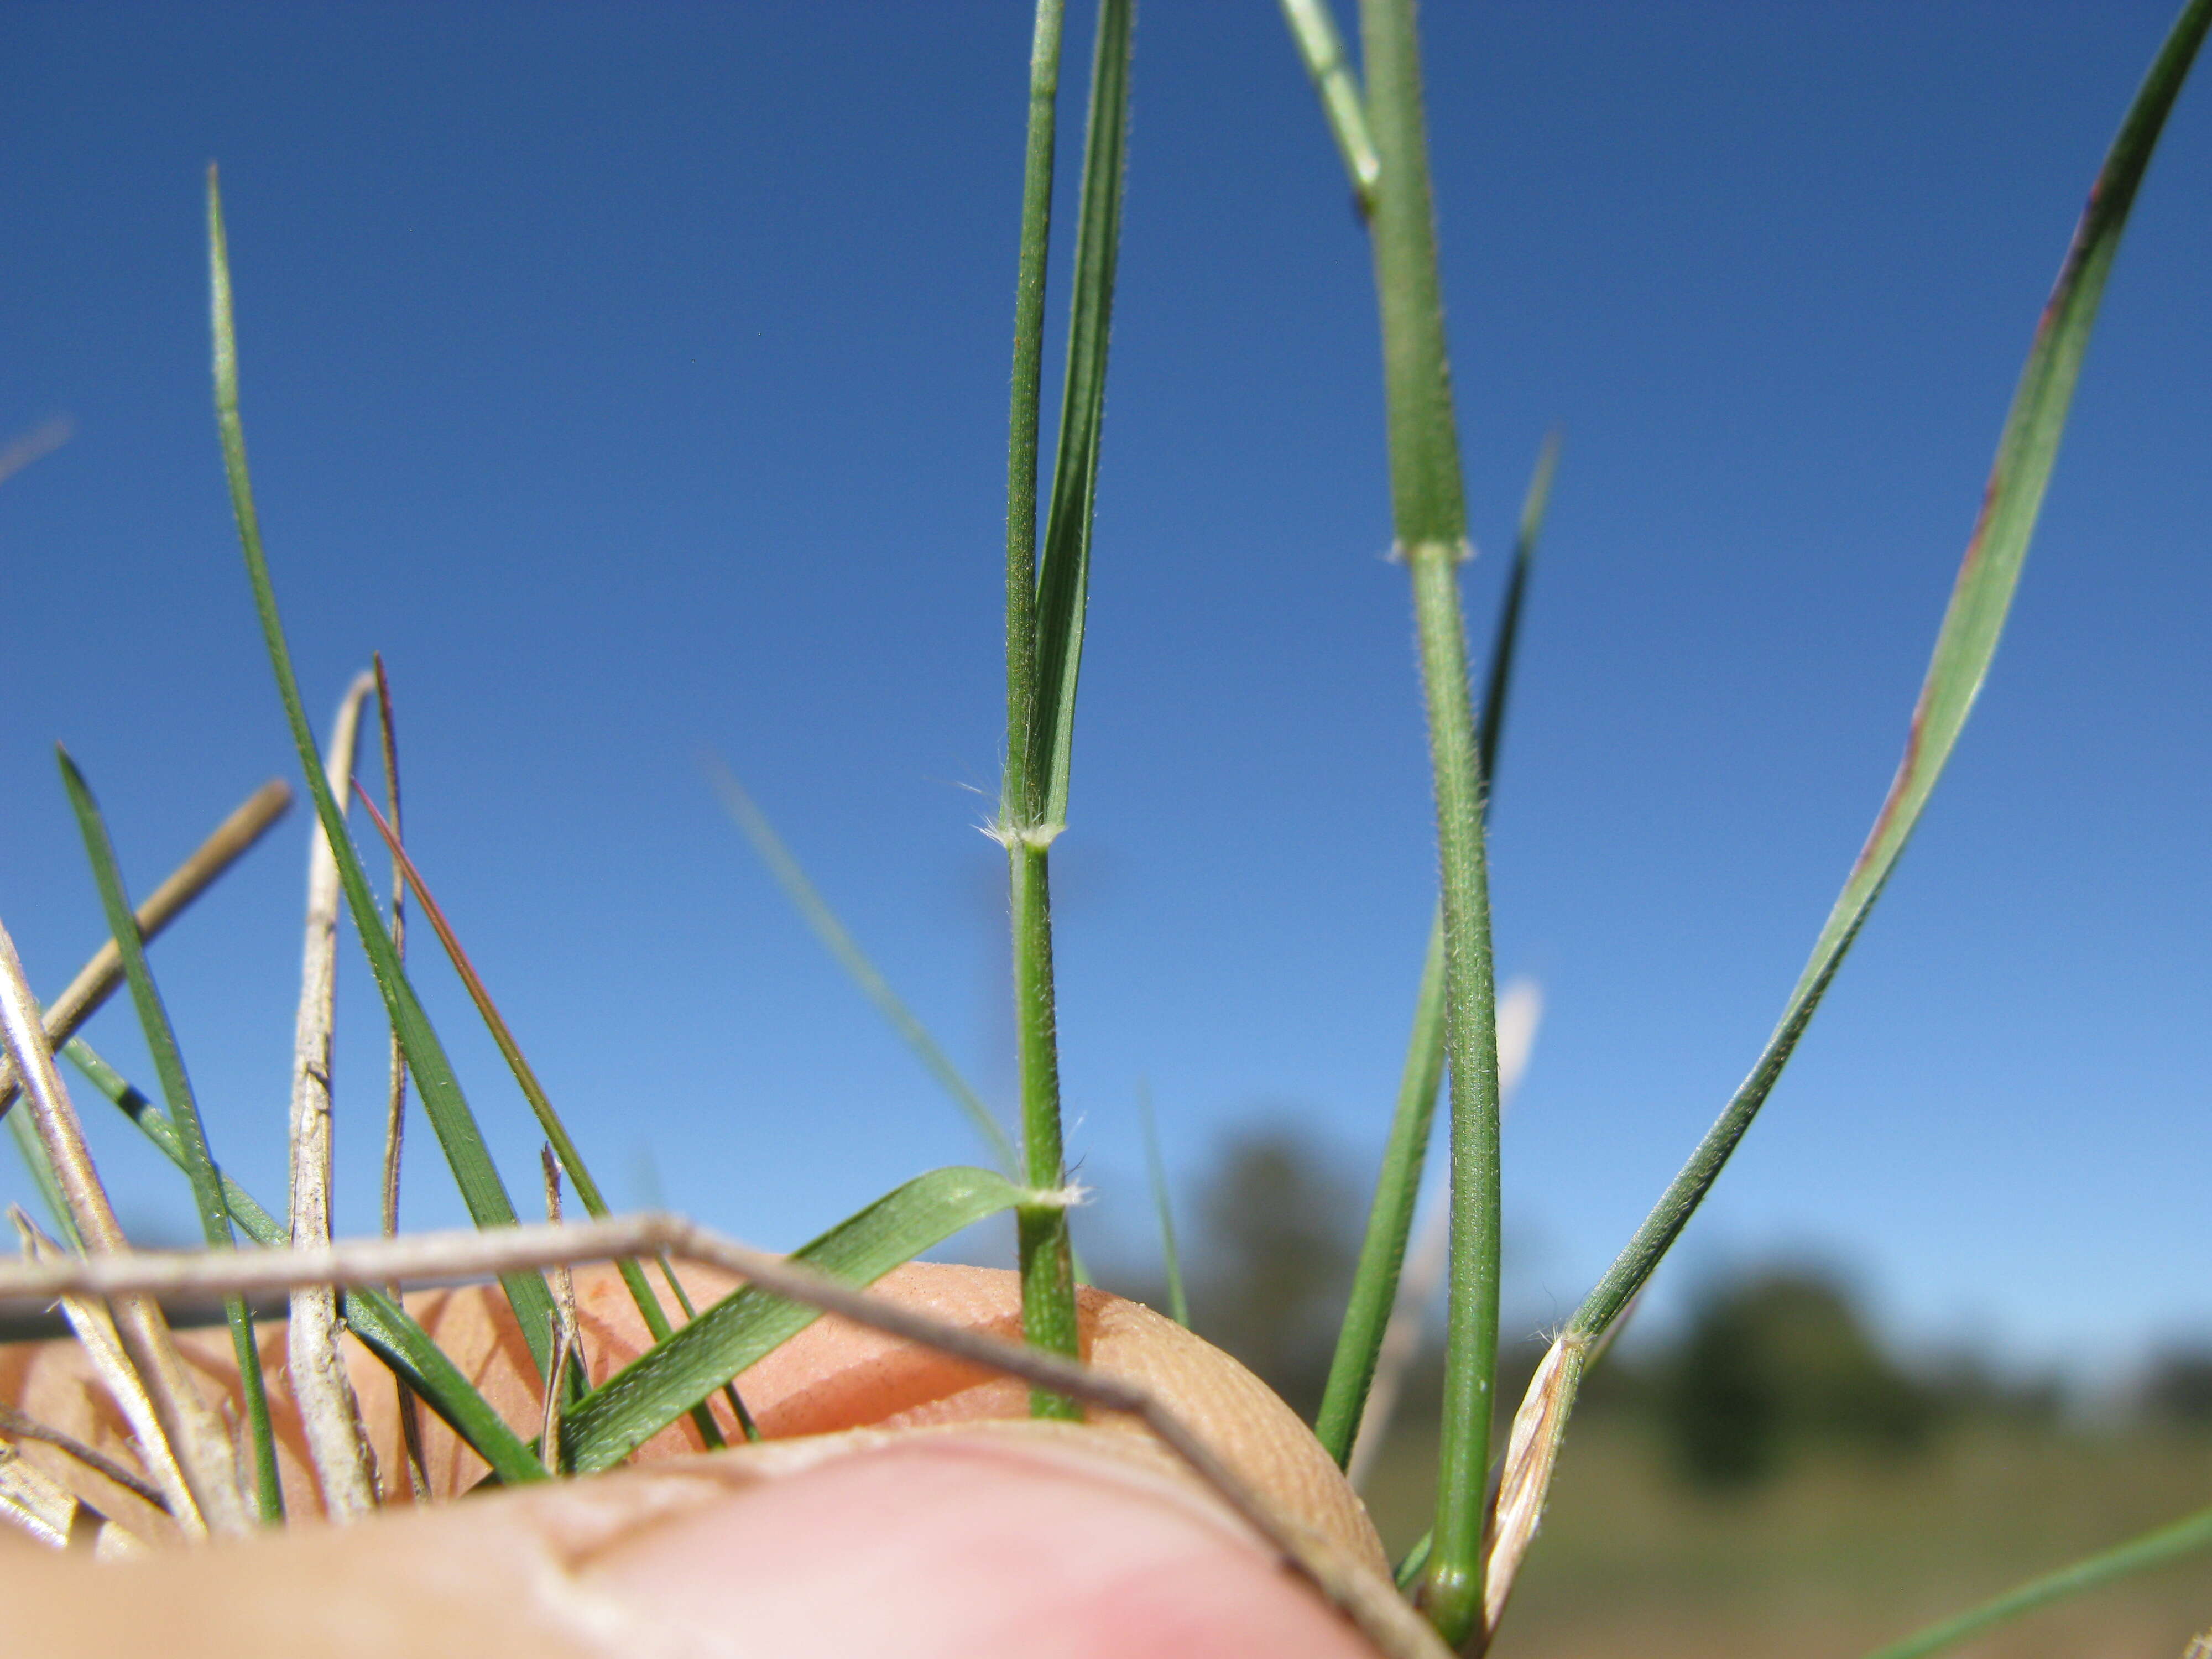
xmin=1 ymin=1420 xmax=1389 ymax=1657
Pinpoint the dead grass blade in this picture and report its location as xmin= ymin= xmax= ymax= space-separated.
xmin=286 ymin=671 xmax=381 ymax=1520
xmin=9 ymin=1212 xmax=203 ymax=1538
xmin=0 ymin=1403 xmax=171 ymax=1515
xmin=0 ymin=919 xmax=249 ymax=1536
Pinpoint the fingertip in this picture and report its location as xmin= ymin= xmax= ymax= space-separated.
xmin=581 ymin=1428 xmax=1380 ymax=1658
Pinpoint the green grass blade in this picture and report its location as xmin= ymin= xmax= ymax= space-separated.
xmin=63 ymin=1035 xmax=545 ymax=1486
xmin=352 ymin=783 xmax=734 ymax=1451
xmin=55 ymin=749 xmax=284 ymax=1523
xmin=1135 ymin=1082 xmax=1187 ymax=1326
xmin=1026 ymin=0 xmax=1132 ymax=831
xmin=1315 ymin=910 xmax=1445 ymax=1463
xmin=1568 ymin=0 xmax=2211 ymax=1354
xmin=1001 ymin=0 xmax=1065 ymax=838
xmin=705 ymin=759 xmax=1016 ymax=1174
xmin=1276 ymin=0 xmax=1380 ymax=211
xmin=207 ymin=167 xmax=558 ymax=1380
xmin=1479 ymin=430 xmax=1559 ymax=792
xmin=1865 ymin=1500 xmax=2212 ymax=1659
xmin=561 ymin=1166 xmax=1028 ymax=1471
xmin=1316 ymin=434 xmax=1558 ymax=1469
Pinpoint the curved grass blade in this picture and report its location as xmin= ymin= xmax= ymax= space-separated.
xmin=1481 ymin=6 xmax=2211 ymax=1642
xmin=1315 ymin=434 xmax=1558 ymax=1470
xmin=1865 ymin=1499 xmax=2212 ymax=1659
xmin=1569 ymin=0 xmax=2210 ymax=1355
xmin=351 ymin=782 xmax=739 ymax=1451
xmin=1135 ymin=1081 xmax=1187 ymax=1326
xmin=560 ymin=1166 xmax=1029 ymax=1471
xmin=207 ymin=168 xmax=557 ymax=1380
xmin=55 ymin=748 xmax=284 ymax=1524
xmin=705 ymin=758 xmax=1015 ymax=1174
xmin=62 ymin=1036 xmax=544 ymax=1487
xmin=1277 ymin=0 xmax=1380 ymax=212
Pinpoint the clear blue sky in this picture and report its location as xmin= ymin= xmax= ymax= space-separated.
xmin=3 ymin=2 xmax=2208 ymax=1381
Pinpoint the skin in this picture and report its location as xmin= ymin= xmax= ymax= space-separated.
xmin=0 ymin=1264 xmax=1402 ymax=1657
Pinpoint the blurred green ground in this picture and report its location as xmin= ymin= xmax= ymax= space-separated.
xmin=1359 ymin=1418 xmax=2212 ymax=1658
xmin=1107 ymin=1126 xmax=2212 ymax=1658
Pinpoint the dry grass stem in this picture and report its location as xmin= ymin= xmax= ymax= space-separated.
xmin=369 ymin=657 xmax=431 ymax=1501
xmin=0 ymin=920 xmax=249 ymax=1536
xmin=0 ymin=780 xmax=291 ymax=1120
xmin=286 ymin=671 xmax=381 ymax=1520
xmin=12 ymin=1212 xmax=205 ymax=1538
xmin=0 ymin=1213 xmax=1449 ymax=1658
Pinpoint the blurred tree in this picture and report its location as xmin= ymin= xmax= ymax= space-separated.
xmin=2143 ymin=1348 xmax=2212 ymax=1428
xmin=1667 ymin=1269 xmax=1934 ymax=1489
xmin=1186 ymin=1123 xmax=1359 ymax=1418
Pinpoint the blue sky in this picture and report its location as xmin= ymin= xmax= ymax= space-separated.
xmin=3 ymin=2 xmax=2209 ymax=1381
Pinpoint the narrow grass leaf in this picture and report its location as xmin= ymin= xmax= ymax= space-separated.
xmin=55 ymin=749 xmax=284 ymax=1524
xmin=1566 ymin=0 xmax=2211 ymax=1351
xmin=1476 ymin=9 xmax=2210 ymax=1639
xmin=1276 ymin=0 xmax=1380 ymax=211
xmin=63 ymin=1037 xmax=545 ymax=1488
xmin=353 ymin=784 xmax=733 ymax=1449
xmin=1135 ymin=1082 xmax=1187 ymax=1326
xmin=1026 ymin=0 xmax=1133 ymax=830
xmin=705 ymin=759 xmax=1015 ymax=1173
xmin=560 ymin=1166 xmax=1029 ymax=1471
xmin=207 ymin=168 xmax=558 ymax=1379
xmin=1864 ymin=1499 xmax=2212 ymax=1659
